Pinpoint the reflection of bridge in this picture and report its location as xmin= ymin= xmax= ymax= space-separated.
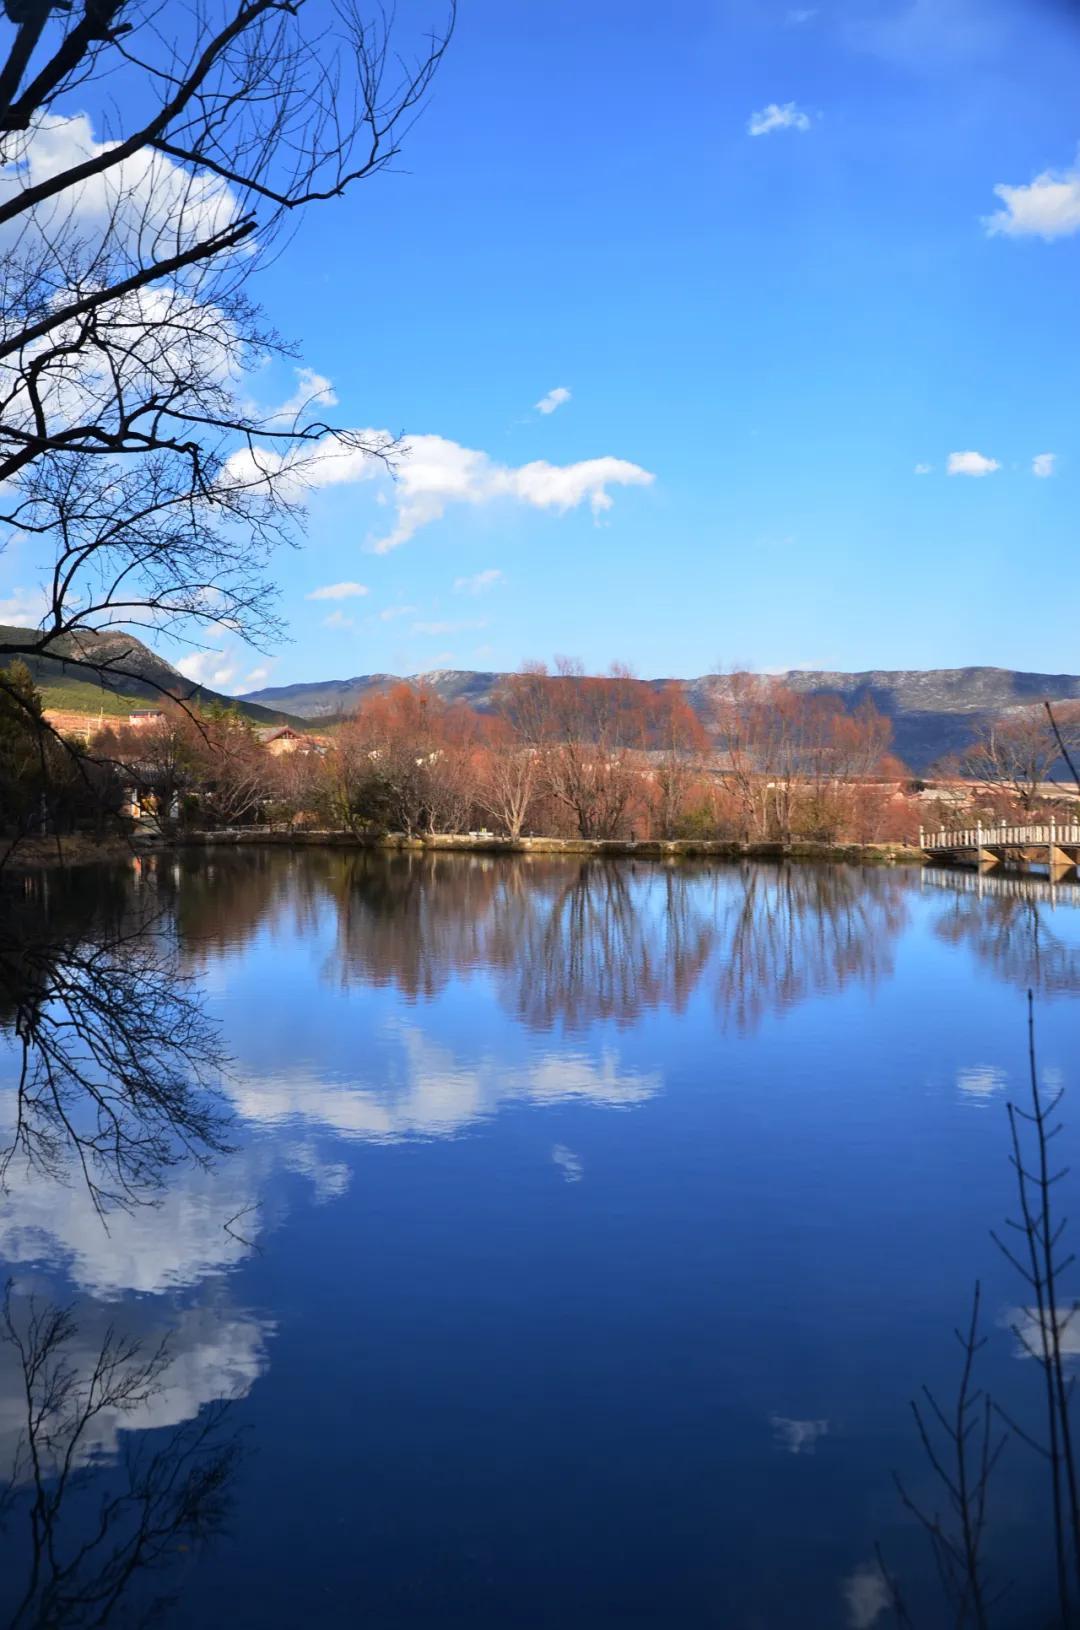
xmin=920 ymin=865 xmax=1080 ymax=908
xmin=920 ymin=821 xmax=1080 ymax=878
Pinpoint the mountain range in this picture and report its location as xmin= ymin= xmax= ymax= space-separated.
xmin=4 ymin=626 xmax=1075 ymax=773
xmin=241 ymin=665 xmax=1080 ymax=773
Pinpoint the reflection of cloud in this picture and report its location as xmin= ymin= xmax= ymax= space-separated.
xmin=0 ymin=1299 xmax=270 ymax=1475
xmin=957 ymin=1064 xmax=1007 ymax=1106
xmin=0 ymin=1159 xmax=261 ymax=1297
xmin=770 ymin=1414 xmax=828 ymax=1454
xmin=283 ymin=1141 xmax=351 ymax=1204
xmin=843 ymin=1561 xmax=891 ymax=1628
xmin=551 ymin=1144 xmax=584 ymax=1183
xmin=229 ymin=1025 xmax=659 ymax=1143
xmin=1001 ymin=1303 xmax=1080 ymax=1360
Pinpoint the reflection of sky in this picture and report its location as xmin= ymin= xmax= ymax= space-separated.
xmin=1 ymin=858 xmax=1079 ymax=1624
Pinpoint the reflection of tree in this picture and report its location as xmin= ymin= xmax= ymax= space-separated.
xmin=933 ymin=892 xmax=1080 ymax=995
xmin=0 ymin=868 xmax=227 ymax=1212
xmin=489 ymin=862 xmax=716 ymax=1030
xmin=317 ymin=852 xmax=902 ymax=1032
xmin=712 ymin=864 xmax=908 ymax=1033
xmin=327 ymin=851 xmax=502 ymax=1000
xmin=0 ymin=1289 xmax=239 ymax=1629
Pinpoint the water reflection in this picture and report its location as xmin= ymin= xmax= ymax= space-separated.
xmin=770 ymin=1415 xmax=829 ymax=1455
xmin=230 ymin=1025 xmax=659 ymax=1143
xmin=711 ymin=864 xmax=906 ymax=1031
xmin=0 ymin=870 xmax=228 ymax=1213
xmin=0 ymin=1288 xmax=246 ymax=1628
xmin=0 ymin=853 xmax=1077 ymax=1626
xmin=153 ymin=849 xmax=914 ymax=1032
xmin=930 ymin=882 xmax=1080 ymax=995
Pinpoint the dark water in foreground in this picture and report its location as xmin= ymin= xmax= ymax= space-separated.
xmin=1 ymin=851 xmax=1079 ymax=1627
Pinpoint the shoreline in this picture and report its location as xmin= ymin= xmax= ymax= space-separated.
xmin=2 ymin=830 xmax=930 ymax=870
xmin=149 ymin=829 xmax=927 ymax=865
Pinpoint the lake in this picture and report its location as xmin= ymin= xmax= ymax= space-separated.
xmin=1 ymin=850 xmax=1079 ymax=1627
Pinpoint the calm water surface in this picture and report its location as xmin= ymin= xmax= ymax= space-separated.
xmin=1 ymin=851 xmax=1079 ymax=1627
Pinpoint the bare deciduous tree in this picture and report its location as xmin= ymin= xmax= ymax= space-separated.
xmin=0 ymin=1 xmax=453 ymax=729
xmin=962 ymin=705 xmax=1080 ymax=814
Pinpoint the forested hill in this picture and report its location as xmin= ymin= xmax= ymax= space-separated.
xmin=0 ymin=625 xmax=303 ymax=727
xmin=242 ymin=665 xmax=1080 ymax=773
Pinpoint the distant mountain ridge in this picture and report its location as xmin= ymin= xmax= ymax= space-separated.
xmin=240 ymin=664 xmax=1080 ymax=773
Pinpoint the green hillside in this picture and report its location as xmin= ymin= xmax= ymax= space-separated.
xmin=0 ymin=625 xmax=306 ymax=729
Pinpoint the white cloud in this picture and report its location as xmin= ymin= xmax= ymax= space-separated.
xmin=379 ymin=604 xmax=418 ymax=622
xmin=323 ymin=610 xmax=354 ymax=630
xmin=244 ymin=665 xmax=271 ymax=686
xmin=748 ymin=102 xmax=812 ymax=136
xmin=175 ymin=649 xmax=237 ymax=689
xmin=454 ymin=569 xmax=504 ymax=594
xmin=0 ymin=113 xmax=238 ymax=252
xmin=226 ymin=430 xmax=655 ymax=553
xmin=535 ymin=385 xmax=571 ymax=415
xmin=914 ymin=462 xmax=933 ymax=475
xmin=947 ymin=450 xmax=1000 ymax=477
xmin=0 ymin=584 xmax=49 ymax=627
xmin=1033 ymin=452 xmax=1057 ymax=478
xmin=985 ymin=157 xmax=1080 ymax=241
xmin=786 ymin=6 xmax=817 ymax=20
xmin=267 ymin=366 xmax=338 ymax=425
xmin=305 ymin=581 xmax=369 ymax=601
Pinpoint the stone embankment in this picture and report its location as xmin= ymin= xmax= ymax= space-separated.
xmin=151 ymin=829 xmax=926 ymax=865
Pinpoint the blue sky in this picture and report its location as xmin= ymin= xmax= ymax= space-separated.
xmin=8 ymin=0 xmax=1080 ymax=688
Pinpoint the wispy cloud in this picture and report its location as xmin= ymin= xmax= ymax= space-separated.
xmin=947 ymin=450 xmax=1000 ymax=477
xmin=379 ymin=604 xmax=417 ymax=622
xmin=786 ymin=7 xmax=817 ymax=21
xmin=985 ymin=155 xmax=1080 ymax=241
xmin=914 ymin=462 xmax=933 ymax=475
xmin=244 ymin=665 xmax=271 ymax=687
xmin=844 ymin=0 xmax=1005 ymax=69
xmin=770 ymin=1415 xmax=828 ymax=1455
xmin=266 ymin=366 xmax=338 ymax=425
xmin=411 ymin=619 xmax=488 ymax=637
xmin=227 ymin=430 xmax=654 ymax=554
xmin=535 ymin=386 xmax=571 ymax=415
xmin=747 ymin=101 xmax=812 ymax=136
xmin=322 ymin=610 xmax=354 ymax=630
xmin=453 ymin=568 xmax=504 ymax=595
xmin=305 ymin=581 xmax=369 ymax=601
xmin=1033 ymin=452 xmax=1057 ymax=478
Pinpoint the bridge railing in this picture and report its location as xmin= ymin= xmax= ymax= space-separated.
xmin=920 ymin=821 xmax=1080 ymax=850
